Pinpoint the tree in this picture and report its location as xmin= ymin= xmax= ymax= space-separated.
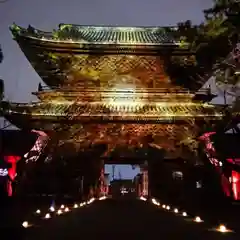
xmin=169 ymin=0 xmax=240 ymax=91
xmin=201 ymin=0 xmax=240 ymax=57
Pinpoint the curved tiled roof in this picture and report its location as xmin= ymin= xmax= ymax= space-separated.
xmin=10 ymin=23 xmax=183 ymax=46
xmin=9 ymin=24 xmax=192 ymax=90
xmin=33 ymin=87 xmax=195 ymax=102
xmin=70 ymin=26 xmax=174 ymax=44
xmin=2 ymin=102 xmax=223 ymax=122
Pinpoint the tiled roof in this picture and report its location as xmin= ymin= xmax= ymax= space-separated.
xmin=3 ymin=102 xmax=223 ymax=120
xmin=34 ymin=88 xmax=195 ymax=102
xmin=11 ymin=24 xmax=180 ymax=45
xmin=71 ymin=25 xmax=175 ymax=44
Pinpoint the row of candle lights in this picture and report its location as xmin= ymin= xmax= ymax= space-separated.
xmin=22 ymin=196 xmax=107 ymax=228
xmin=139 ymin=196 xmax=233 ymax=234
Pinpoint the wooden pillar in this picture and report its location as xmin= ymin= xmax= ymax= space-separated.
xmin=99 ymin=160 xmax=106 ymax=197
xmin=141 ymin=161 xmax=149 ymax=197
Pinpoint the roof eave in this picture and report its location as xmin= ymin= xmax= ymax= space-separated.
xmin=16 ymin=35 xmax=191 ymax=52
xmin=11 ymin=23 xmax=192 ymax=53
xmin=2 ymin=111 xmax=223 ymax=123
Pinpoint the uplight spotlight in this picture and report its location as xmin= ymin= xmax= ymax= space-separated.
xmin=64 ymin=207 xmax=69 ymax=212
xmin=151 ymin=198 xmax=160 ymax=206
xmin=45 ymin=213 xmax=51 ymax=219
xmin=22 ymin=221 xmax=29 ymax=228
xmin=182 ymin=212 xmax=187 ymax=217
xmin=87 ymin=198 xmax=95 ymax=204
xmin=218 ymin=225 xmax=227 ymax=233
xmin=216 ymin=224 xmax=233 ymax=233
xmin=99 ymin=196 xmax=107 ymax=200
xmin=140 ymin=196 xmax=147 ymax=201
xmin=49 ymin=206 xmax=55 ymax=212
xmin=194 ymin=216 xmax=203 ymax=223
xmin=57 ymin=209 xmax=62 ymax=215
xmin=36 ymin=209 xmax=41 ymax=214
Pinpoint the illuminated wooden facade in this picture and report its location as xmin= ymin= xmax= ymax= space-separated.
xmin=0 ymin=24 xmax=224 ymax=158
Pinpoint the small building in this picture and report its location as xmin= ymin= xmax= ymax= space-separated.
xmin=110 ymin=179 xmax=136 ymax=197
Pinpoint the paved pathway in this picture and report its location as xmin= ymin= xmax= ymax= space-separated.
xmin=24 ymin=198 xmax=238 ymax=240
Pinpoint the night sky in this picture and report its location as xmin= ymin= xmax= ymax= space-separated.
xmin=0 ymin=0 xmax=213 ymax=178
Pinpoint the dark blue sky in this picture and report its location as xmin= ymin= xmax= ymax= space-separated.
xmin=0 ymin=0 xmax=213 ymax=178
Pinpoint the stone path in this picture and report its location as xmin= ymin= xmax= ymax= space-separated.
xmin=23 ymin=198 xmax=238 ymax=240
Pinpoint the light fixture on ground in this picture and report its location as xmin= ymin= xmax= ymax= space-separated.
xmin=208 ymin=224 xmax=233 ymax=233
xmin=57 ymin=209 xmax=62 ymax=215
xmin=49 ymin=206 xmax=55 ymax=212
xmin=140 ymin=196 xmax=147 ymax=201
xmin=216 ymin=224 xmax=233 ymax=233
xmin=87 ymin=198 xmax=95 ymax=204
xmin=74 ymin=204 xmax=78 ymax=208
xmin=45 ymin=213 xmax=51 ymax=219
xmin=162 ymin=204 xmax=166 ymax=209
xmin=182 ymin=212 xmax=187 ymax=217
xmin=151 ymin=198 xmax=160 ymax=206
xmin=166 ymin=205 xmax=170 ymax=210
xmin=194 ymin=216 xmax=203 ymax=223
xmin=36 ymin=209 xmax=41 ymax=214
xmin=64 ymin=207 xmax=69 ymax=212
xmin=218 ymin=225 xmax=227 ymax=233
xmin=99 ymin=196 xmax=107 ymax=201
xmin=22 ymin=221 xmax=29 ymax=228
xmin=174 ymin=208 xmax=178 ymax=213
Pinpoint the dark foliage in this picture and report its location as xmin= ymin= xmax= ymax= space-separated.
xmin=168 ymin=1 xmax=240 ymax=89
